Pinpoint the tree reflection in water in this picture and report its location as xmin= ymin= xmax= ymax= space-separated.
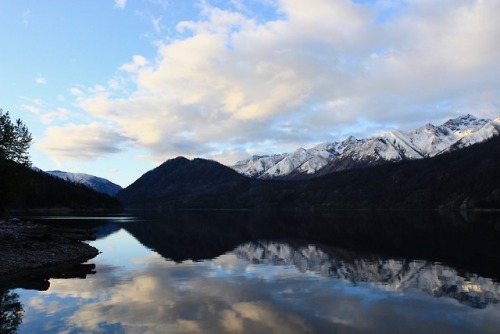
xmin=0 ymin=289 xmax=24 ymax=334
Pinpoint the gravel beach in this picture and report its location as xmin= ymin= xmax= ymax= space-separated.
xmin=0 ymin=218 xmax=99 ymax=288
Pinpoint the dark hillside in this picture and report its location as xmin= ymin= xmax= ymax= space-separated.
xmin=117 ymin=157 xmax=250 ymax=209
xmin=279 ymin=135 xmax=500 ymax=210
xmin=0 ymin=158 xmax=122 ymax=214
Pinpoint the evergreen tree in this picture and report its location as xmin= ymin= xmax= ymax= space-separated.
xmin=0 ymin=290 xmax=24 ymax=333
xmin=0 ymin=109 xmax=32 ymax=166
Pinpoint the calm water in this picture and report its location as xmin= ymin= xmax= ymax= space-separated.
xmin=2 ymin=211 xmax=500 ymax=333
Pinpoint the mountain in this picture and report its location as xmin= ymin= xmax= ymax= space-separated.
xmin=232 ymin=136 xmax=365 ymax=179
xmin=45 ymin=170 xmax=122 ymax=196
xmin=232 ymin=114 xmax=500 ymax=179
xmin=117 ymin=157 xmax=249 ymax=209
xmin=0 ymin=158 xmax=122 ymax=213
xmin=117 ymin=135 xmax=500 ymax=210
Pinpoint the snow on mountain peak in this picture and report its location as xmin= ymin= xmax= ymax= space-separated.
xmin=45 ymin=170 xmax=122 ymax=196
xmin=441 ymin=114 xmax=489 ymax=132
xmin=231 ymin=114 xmax=499 ymax=179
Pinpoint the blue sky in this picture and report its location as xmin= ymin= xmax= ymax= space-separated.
xmin=1 ymin=0 xmax=499 ymax=187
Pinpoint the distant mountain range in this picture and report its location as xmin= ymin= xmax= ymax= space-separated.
xmin=45 ymin=170 xmax=122 ymax=196
xmin=232 ymin=114 xmax=500 ymax=179
xmin=117 ymin=133 xmax=500 ymax=211
xmin=39 ymin=114 xmax=500 ymax=206
xmin=34 ymin=113 xmax=495 ymax=211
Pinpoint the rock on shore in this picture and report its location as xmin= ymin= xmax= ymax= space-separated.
xmin=0 ymin=218 xmax=99 ymax=287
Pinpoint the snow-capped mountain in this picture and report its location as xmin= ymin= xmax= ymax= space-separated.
xmin=232 ymin=136 xmax=367 ymax=179
xmin=234 ymin=241 xmax=500 ymax=309
xmin=45 ymin=170 xmax=122 ymax=196
xmin=232 ymin=114 xmax=500 ymax=179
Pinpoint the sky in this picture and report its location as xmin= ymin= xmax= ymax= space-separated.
xmin=1 ymin=0 xmax=499 ymax=187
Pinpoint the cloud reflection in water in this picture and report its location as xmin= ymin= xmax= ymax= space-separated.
xmin=17 ymin=228 xmax=500 ymax=334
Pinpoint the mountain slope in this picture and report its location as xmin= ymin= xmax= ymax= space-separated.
xmin=233 ymin=114 xmax=499 ymax=179
xmin=117 ymin=157 xmax=250 ymax=209
xmin=118 ymin=136 xmax=500 ymax=211
xmin=272 ymin=135 xmax=500 ymax=210
xmin=45 ymin=170 xmax=122 ymax=196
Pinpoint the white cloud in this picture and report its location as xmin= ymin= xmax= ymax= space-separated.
xmin=38 ymin=123 xmax=129 ymax=161
xmin=114 ymin=0 xmax=127 ymax=9
xmin=21 ymin=98 xmax=74 ymax=124
xmin=230 ymin=0 xmax=245 ymax=12
xmin=35 ymin=75 xmax=47 ymax=84
xmin=120 ymin=55 xmax=148 ymax=73
xmin=148 ymin=0 xmax=169 ymax=8
xmin=151 ymin=15 xmax=163 ymax=33
xmin=69 ymin=87 xmax=84 ymax=96
xmin=46 ymin=0 xmax=500 ymax=165
xmin=38 ymin=107 xmax=71 ymax=124
xmin=21 ymin=10 xmax=30 ymax=25
xmin=23 ymin=104 xmax=41 ymax=115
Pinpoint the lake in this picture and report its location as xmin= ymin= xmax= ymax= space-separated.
xmin=2 ymin=210 xmax=500 ymax=333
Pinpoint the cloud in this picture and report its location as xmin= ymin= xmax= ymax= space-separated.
xmin=21 ymin=10 xmax=30 ymax=25
xmin=151 ymin=15 xmax=163 ymax=33
xmin=37 ymin=123 xmax=130 ymax=160
xmin=119 ymin=55 xmax=148 ymax=73
xmin=21 ymin=98 xmax=74 ymax=124
xmin=37 ymin=107 xmax=71 ymax=124
xmin=35 ymin=75 xmax=47 ymax=85
xmin=69 ymin=87 xmax=84 ymax=96
xmin=50 ymin=0 xmax=500 ymax=165
xmin=148 ymin=0 xmax=169 ymax=9
xmin=114 ymin=0 xmax=127 ymax=9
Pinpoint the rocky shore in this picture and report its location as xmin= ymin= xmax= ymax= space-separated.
xmin=0 ymin=218 xmax=99 ymax=288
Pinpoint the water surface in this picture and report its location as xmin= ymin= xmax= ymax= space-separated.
xmin=3 ymin=211 xmax=500 ymax=333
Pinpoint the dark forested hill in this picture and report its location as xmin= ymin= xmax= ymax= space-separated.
xmin=117 ymin=157 xmax=250 ymax=209
xmin=0 ymin=158 xmax=122 ymax=214
xmin=118 ymin=136 xmax=500 ymax=211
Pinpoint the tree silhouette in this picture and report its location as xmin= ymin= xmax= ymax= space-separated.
xmin=0 ymin=109 xmax=32 ymax=167
xmin=0 ymin=290 xmax=24 ymax=334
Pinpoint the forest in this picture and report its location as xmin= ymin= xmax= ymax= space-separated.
xmin=0 ymin=109 xmax=121 ymax=215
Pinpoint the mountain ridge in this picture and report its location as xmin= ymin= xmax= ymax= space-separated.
xmin=232 ymin=114 xmax=500 ymax=179
xmin=45 ymin=170 xmax=122 ymax=196
xmin=117 ymin=135 xmax=500 ymax=211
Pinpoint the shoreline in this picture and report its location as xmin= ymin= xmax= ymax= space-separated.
xmin=0 ymin=218 xmax=99 ymax=289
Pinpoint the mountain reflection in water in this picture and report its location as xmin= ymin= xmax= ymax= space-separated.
xmin=9 ymin=210 xmax=500 ymax=333
xmin=235 ymin=241 xmax=500 ymax=309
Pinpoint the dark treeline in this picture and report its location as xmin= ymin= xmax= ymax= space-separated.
xmin=0 ymin=158 xmax=122 ymax=214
